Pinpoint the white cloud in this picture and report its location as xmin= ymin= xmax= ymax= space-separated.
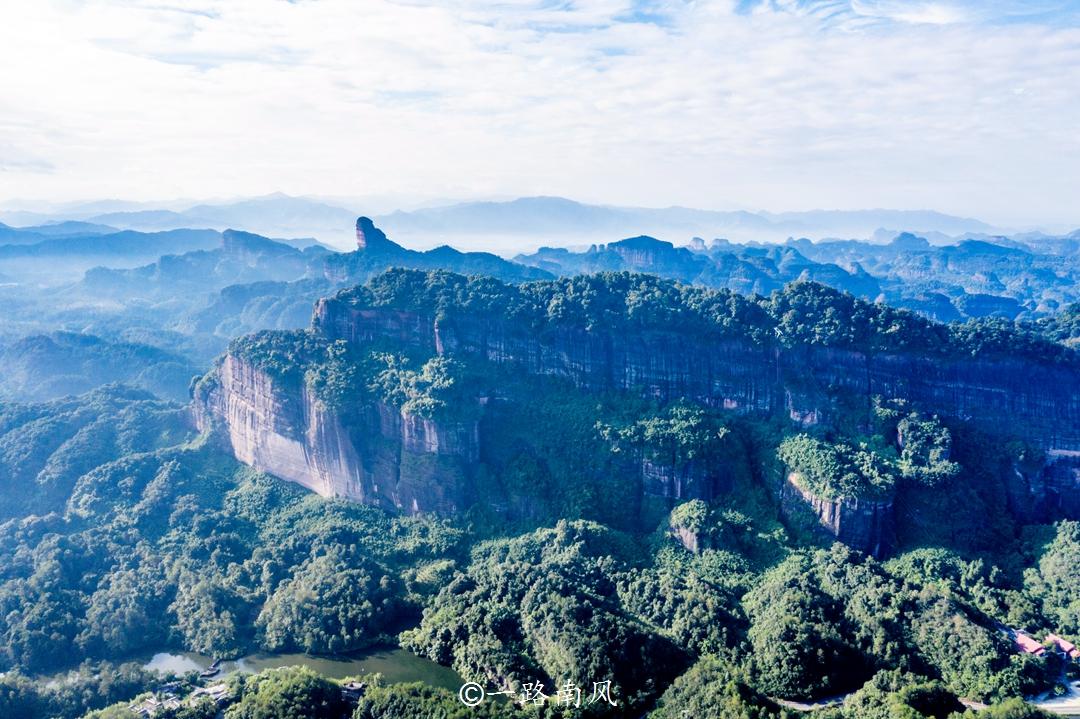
xmin=0 ymin=0 xmax=1078 ymax=227
xmin=836 ymin=1 xmax=961 ymax=25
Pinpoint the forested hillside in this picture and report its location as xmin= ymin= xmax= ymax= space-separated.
xmin=2 ymin=269 xmax=1067 ymax=718
xmin=0 ymin=226 xmax=1078 ymax=719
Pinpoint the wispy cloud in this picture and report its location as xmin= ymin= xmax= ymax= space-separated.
xmin=746 ymin=1 xmax=1080 ymax=27
xmin=0 ymin=0 xmax=1077 ymax=227
xmin=0 ymin=146 xmax=55 ymax=174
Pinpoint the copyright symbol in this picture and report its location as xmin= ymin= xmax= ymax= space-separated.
xmin=458 ymin=682 xmax=485 ymax=707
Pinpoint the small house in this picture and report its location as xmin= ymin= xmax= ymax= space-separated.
xmin=191 ymin=683 xmax=231 ymax=705
xmin=1047 ymin=633 xmax=1080 ymax=661
xmin=1013 ymin=631 xmax=1046 ymax=656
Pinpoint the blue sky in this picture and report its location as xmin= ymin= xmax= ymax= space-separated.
xmin=737 ymin=1 xmax=1080 ymax=26
xmin=1 ymin=0 xmax=1078 ymax=228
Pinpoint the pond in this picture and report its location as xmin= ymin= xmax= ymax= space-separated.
xmin=141 ymin=646 xmax=463 ymax=692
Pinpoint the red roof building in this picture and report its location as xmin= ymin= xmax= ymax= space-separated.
xmin=1047 ymin=633 xmax=1080 ymax=660
xmin=1014 ymin=632 xmax=1046 ymax=656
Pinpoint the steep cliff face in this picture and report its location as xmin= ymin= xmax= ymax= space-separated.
xmin=641 ymin=458 xmax=712 ymax=500
xmin=312 ymin=299 xmax=780 ymax=412
xmin=312 ymin=299 xmax=1080 ymax=452
xmin=1007 ymin=452 xmax=1080 ymax=522
xmin=354 ymin=216 xmax=398 ymax=252
xmin=796 ymin=347 xmax=1080 ymax=452
xmin=194 ymin=354 xmax=477 ymax=513
xmin=197 ymin=278 xmax=1080 ymax=540
xmin=780 ymin=472 xmax=896 ymax=558
xmin=670 ymin=521 xmax=708 ymax=553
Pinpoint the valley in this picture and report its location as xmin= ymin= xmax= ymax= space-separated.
xmin=0 ymin=208 xmax=1078 ymax=719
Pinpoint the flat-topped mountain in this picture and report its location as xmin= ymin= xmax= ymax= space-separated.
xmin=195 ymin=269 xmax=1080 ymax=559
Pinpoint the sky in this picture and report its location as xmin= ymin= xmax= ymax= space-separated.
xmin=1 ymin=0 xmax=1079 ymax=227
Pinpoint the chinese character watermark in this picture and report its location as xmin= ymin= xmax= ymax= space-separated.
xmin=590 ymin=680 xmax=618 ymax=706
xmin=520 ymin=681 xmax=547 ymax=705
xmin=458 ymin=679 xmax=618 ymax=708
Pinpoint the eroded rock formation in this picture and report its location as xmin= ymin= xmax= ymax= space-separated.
xmin=780 ymin=472 xmax=896 ymax=557
xmin=194 ymin=354 xmax=477 ymax=513
xmin=196 ymin=267 xmax=1080 ymax=538
xmin=312 ymin=298 xmax=1080 ymax=452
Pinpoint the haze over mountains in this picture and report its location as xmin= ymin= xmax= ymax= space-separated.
xmin=0 ymin=193 xmax=1049 ymax=253
xmin=0 ymin=196 xmax=1079 ymax=407
xmin=2 ymin=202 xmax=1080 ymax=719
xmin=376 ymin=197 xmax=1003 ymax=251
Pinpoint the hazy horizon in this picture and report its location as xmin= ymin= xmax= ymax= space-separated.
xmin=3 ymin=1 xmax=1079 ymax=229
xmin=6 ymin=190 xmax=1067 ymax=255
xmin=4 ymin=6 xmax=1080 ymax=719
xmin=0 ymin=190 xmax=1013 ymax=222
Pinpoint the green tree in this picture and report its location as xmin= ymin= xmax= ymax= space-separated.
xmin=226 ymin=667 xmax=348 ymax=719
xmin=648 ymin=655 xmax=791 ymax=719
xmin=1025 ymin=520 xmax=1080 ymax=634
xmin=257 ymin=553 xmax=401 ymax=654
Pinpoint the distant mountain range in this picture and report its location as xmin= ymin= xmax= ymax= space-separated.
xmin=0 ymin=221 xmax=223 ymax=283
xmin=375 ymin=196 xmax=1003 ymax=249
xmin=73 ymin=218 xmax=550 ymax=350
xmin=0 ymin=220 xmax=118 ymax=244
xmin=0 ymin=194 xmax=360 ymax=248
xmin=3 ymin=193 xmax=1054 ymax=252
xmin=0 ymin=228 xmax=220 ymax=260
xmin=516 ymin=230 xmax=1080 ymax=321
xmin=1 ymin=210 xmax=1079 ymax=404
xmin=86 ymin=194 xmax=358 ymax=244
xmin=0 ymin=331 xmax=197 ymax=402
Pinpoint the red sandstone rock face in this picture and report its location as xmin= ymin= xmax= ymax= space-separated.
xmin=313 ymin=300 xmax=1080 ymax=452
xmin=196 ymin=299 xmax=1080 ymax=535
xmin=780 ymin=472 xmax=896 ymax=558
xmin=671 ymin=524 xmax=703 ymax=553
xmin=355 ymin=216 xmax=394 ymax=251
xmin=1021 ymin=452 xmax=1080 ymax=519
xmin=194 ymin=353 xmax=477 ymax=514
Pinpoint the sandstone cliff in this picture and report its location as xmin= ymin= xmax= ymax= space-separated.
xmin=780 ymin=471 xmax=896 ymax=557
xmin=196 ymin=271 xmax=1080 ymax=543
xmin=194 ymin=354 xmax=477 ymax=513
xmin=311 ymin=298 xmax=1080 ymax=452
xmin=1007 ymin=451 xmax=1080 ymax=522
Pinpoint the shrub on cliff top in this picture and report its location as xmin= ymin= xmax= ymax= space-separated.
xmin=227 ymin=329 xmax=326 ymax=385
xmin=669 ymin=500 xmax=710 ymax=533
xmin=777 ymin=434 xmax=898 ymax=500
xmin=597 ymin=402 xmax=730 ymax=473
xmin=368 ymin=353 xmax=472 ymax=419
xmin=331 ymin=269 xmax=1079 ymax=366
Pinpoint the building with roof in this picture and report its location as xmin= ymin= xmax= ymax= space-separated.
xmin=1014 ymin=631 xmax=1047 ymax=656
xmin=131 ymin=694 xmax=182 ymax=719
xmin=191 ymin=682 xmax=231 ymax=705
xmin=1047 ymin=634 xmax=1080 ymax=661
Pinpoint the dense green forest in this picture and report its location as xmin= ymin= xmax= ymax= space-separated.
xmin=0 ymin=395 xmax=1075 ymax=719
xmin=323 ymin=269 xmax=1077 ymax=365
xmin=1 ymin=270 xmax=1079 ymax=719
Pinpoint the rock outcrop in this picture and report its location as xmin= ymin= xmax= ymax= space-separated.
xmin=354 ymin=216 xmax=397 ymax=252
xmin=322 ymin=217 xmax=551 ymax=285
xmin=780 ymin=472 xmax=896 ymax=557
xmin=1007 ymin=452 xmax=1080 ymax=522
xmin=641 ymin=457 xmax=713 ymax=501
xmin=670 ymin=521 xmax=707 ymax=553
xmin=311 ymin=299 xmax=1080 ymax=452
xmin=194 ymin=354 xmax=477 ymax=513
